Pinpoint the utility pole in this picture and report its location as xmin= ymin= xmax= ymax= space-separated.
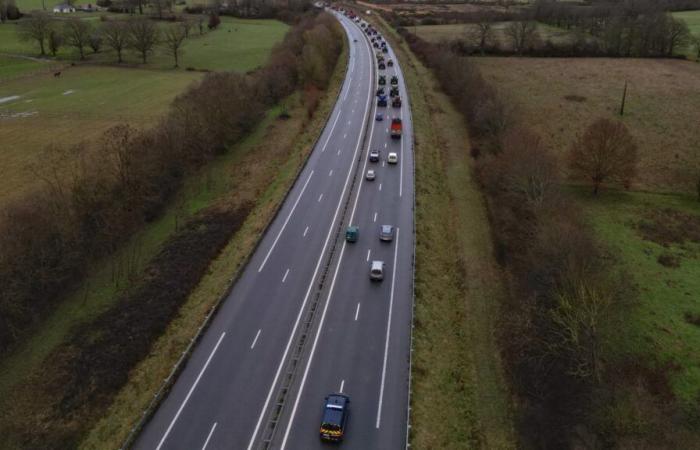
xmin=619 ymin=80 xmax=627 ymax=116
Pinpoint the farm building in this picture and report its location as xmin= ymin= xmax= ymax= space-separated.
xmin=52 ymin=3 xmax=76 ymax=12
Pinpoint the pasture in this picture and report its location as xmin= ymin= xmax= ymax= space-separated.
xmin=0 ymin=15 xmax=287 ymax=208
xmin=414 ymin=21 xmax=578 ymax=47
xmin=475 ymin=57 xmax=700 ymax=193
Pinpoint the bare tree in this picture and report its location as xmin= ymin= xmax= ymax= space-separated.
xmin=498 ymin=127 xmax=560 ymax=206
xmin=64 ymin=18 xmax=92 ymax=60
xmin=18 ymin=12 xmax=54 ymax=56
xmin=102 ymin=20 xmax=129 ymax=63
xmin=666 ymin=16 xmax=690 ymax=56
xmin=162 ymin=23 xmax=186 ymax=68
xmin=505 ymin=20 xmax=539 ymax=55
xmin=548 ymin=280 xmax=612 ymax=383
xmin=467 ymin=12 xmax=495 ymax=55
xmin=152 ymin=0 xmax=172 ymax=19
xmin=48 ymin=28 xmax=63 ymax=56
xmin=89 ymin=32 xmax=102 ymax=53
xmin=569 ymin=118 xmax=638 ymax=195
xmin=129 ymin=17 xmax=159 ymax=64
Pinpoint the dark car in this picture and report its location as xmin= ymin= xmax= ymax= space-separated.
xmin=380 ymin=224 xmax=394 ymax=242
xmin=320 ymin=394 xmax=350 ymax=442
xmin=382 ymin=47 xmax=388 ymax=53
xmin=387 ymin=59 xmax=394 ymax=67
xmin=376 ymin=87 xmax=385 ymax=96
xmin=369 ymin=149 xmax=380 ymax=162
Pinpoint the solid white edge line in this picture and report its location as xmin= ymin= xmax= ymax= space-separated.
xmin=257 ymin=171 xmax=314 ymax=272
xmin=251 ymin=329 xmax=262 ymax=349
xmin=246 ymin=17 xmax=374 ymax=450
xmin=376 ymin=228 xmax=400 ymax=429
xmin=279 ymin=17 xmax=379 ymax=449
xmin=201 ymin=422 xmax=217 ymax=450
xmin=156 ymin=332 xmax=226 ymax=450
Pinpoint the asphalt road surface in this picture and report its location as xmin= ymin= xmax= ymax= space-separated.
xmin=133 ymin=11 xmax=414 ymax=450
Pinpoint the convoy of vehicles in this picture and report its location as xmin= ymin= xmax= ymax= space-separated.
xmin=321 ymin=8 xmax=409 ymax=442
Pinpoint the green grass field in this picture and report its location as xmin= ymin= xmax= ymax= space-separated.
xmin=577 ymin=189 xmax=700 ymax=408
xmin=1 ymin=16 xmax=288 ymax=71
xmin=0 ymin=66 xmax=200 ymax=207
xmin=674 ymin=9 xmax=700 ymax=38
xmin=0 ymin=15 xmax=287 ymax=208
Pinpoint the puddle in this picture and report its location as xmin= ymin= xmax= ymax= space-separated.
xmin=0 ymin=95 xmax=21 ymax=105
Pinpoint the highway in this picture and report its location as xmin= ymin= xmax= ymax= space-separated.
xmin=133 ymin=10 xmax=414 ymax=450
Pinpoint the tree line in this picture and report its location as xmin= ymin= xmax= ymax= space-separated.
xmin=0 ymin=11 xmax=342 ymax=359
xmin=17 ymin=12 xmax=220 ymax=66
xmin=397 ymin=29 xmax=684 ymax=447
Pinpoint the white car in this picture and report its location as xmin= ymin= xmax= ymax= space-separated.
xmin=366 ymin=169 xmax=376 ymax=181
xmin=387 ymin=152 xmax=398 ymax=164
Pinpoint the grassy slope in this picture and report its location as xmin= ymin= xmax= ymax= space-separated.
xmin=371 ymin=13 xmax=515 ymax=449
xmin=475 ymin=57 xmax=700 ymax=193
xmin=0 ymin=16 xmax=287 ymax=208
xmin=576 ymin=189 xmax=700 ymax=407
xmin=79 ymin=34 xmax=349 ymax=450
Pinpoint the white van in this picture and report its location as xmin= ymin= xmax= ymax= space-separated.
xmin=387 ymin=152 xmax=398 ymax=164
xmin=370 ymin=260 xmax=385 ymax=281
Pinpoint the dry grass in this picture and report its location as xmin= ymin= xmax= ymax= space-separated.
xmin=368 ymin=12 xmax=515 ymax=449
xmin=475 ymin=57 xmax=700 ymax=193
xmin=414 ymin=21 xmax=579 ymax=47
xmin=78 ymin=39 xmax=349 ymax=450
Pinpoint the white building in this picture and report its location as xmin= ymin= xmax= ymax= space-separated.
xmin=53 ymin=3 xmax=76 ymax=13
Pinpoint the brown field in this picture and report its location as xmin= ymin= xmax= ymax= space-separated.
xmin=414 ymin=21 xmax=579 ymax=47
xmin=474 ymin=57 xmax=700 ymax=193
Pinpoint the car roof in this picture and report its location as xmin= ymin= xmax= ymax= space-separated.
xmin=381 ymin=225 xmax=393 ymax=232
